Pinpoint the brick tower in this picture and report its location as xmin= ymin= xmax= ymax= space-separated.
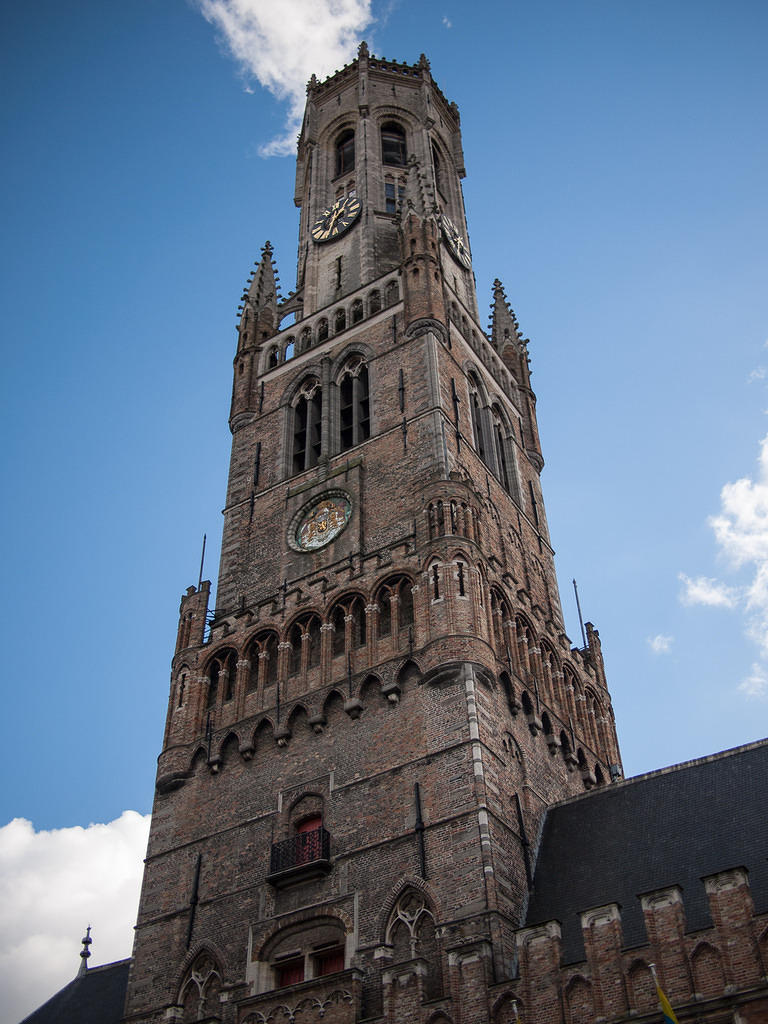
xmin=123 ymin=44 xmax=622 ymax=1024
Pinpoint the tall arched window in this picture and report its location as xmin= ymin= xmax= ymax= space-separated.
xmin=289 ymin=615 xmax=320 ymax=675
xmin=468 ymin=376 xmax=487 ymax=462
xmin=381 ymin=122 xmax=407 ymax=166
xmin=292 ymin=379 xmax=322 ymax=474
xmin=376 ymin=575 xmax=413 ymax=638
xmin=247 ymin=632 xmax=278 ymax=693
xmin=335 ymin=129 xmax=355 ymax=176
xmin=317 ymin=318 xmax=329 ymax=343
xmin=432 ymin=141 xmax=445 ymax=197
xmin=491 ymin=404 xmax=513 ymax=494
xmin=350 ymin=596 xmax=366 ymax=648
xmin=331 ymin=604 xmax=346 ymax=658
xmin=179 ymin=953 xmax=222 ymax=1022
xmin=206 ymin=649 xmax=237 ymax=709
xmin=339 ymin=356 xmax=370 ymax=452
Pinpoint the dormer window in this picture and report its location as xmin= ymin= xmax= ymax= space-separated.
xmin=335 ymin=129 xmax=355 ymax=176
xmin=381 ymin=122 xmax=406 ymax=166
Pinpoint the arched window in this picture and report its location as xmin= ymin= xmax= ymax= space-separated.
xmin=179 ymin=952 xmax=222 ymax=1022
xmin=378 ymin=587 xmax=391 ymax=637
xmin=317 ymin=318 xmax=329 ymax=343
xmin=289 ymin=622 xmax=303 ymax=676
xmin=261 ymin=918 xmax=346 ymax=994
xmin=307 ymin=616 xmax=321 ymax=668
xmin=206 ymin=649 xmax=237 ymax=708
xmin=292 ymin=379 xmax=322 ymax=474
xmin=288 ymin=616 xmax=320 ymax=676
xmin=350 ymin=298 xmax=364 ymax=325
xmin=284 ymin=337 xmax=295 ymax=360
xmin=247 ymin=631 xmax=278 ymax=692
xmin=267 ymin=346 xmax=279 ymax=368
xmin=376 ymin=575 xmax=413 ymax=638
xmin=368 ymin=290 xmax=381 ymax=315
xmin=490 ymin=589 xmax=510 ymax=656
xmin=381 ymin=121 xmax=407 ymax=166
xmin=468 ymin=376 xmax=487 ymax=462
xmin=335 ymin=129 xmax=355 ymax=176
xmin=299 ymin=326 xmax=312 ymax=353
xmin=350 ymin=596 xmax=366 ymax=648
xmin=331 ymin=604 xmax=346 ymax=658
xmin=491 ymin=405 xmax=512 ymax=493
xmin=386 ymin=890 xmax=441 ymax=998
xmin=385 ymin=280 xmax=399 ymax=306
xmin=334 ymin=307 xmax=346 ymax=333
xmin=432 ymin=141 xmax=445 ymax=196
xmin=264 ymin=634 xmax=278 ymax=685
xmin=339 ymin=356 xmax=370 ymax=452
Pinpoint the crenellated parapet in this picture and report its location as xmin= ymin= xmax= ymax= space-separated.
xmin=494 ymin=866 xmax=768 ymax=1023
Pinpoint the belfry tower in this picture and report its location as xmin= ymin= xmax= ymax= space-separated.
xmin=123 ymin=45 xmax=621 ymax=1024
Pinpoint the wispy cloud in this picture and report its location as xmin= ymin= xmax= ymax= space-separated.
xmin=681 ymin=432 xmax=768 ymax=699
xmin=197 ymin=0 xmax=374 ymax=156
xmin=739 ymin=662 xmax=768 ymax=700
xmin=0 ymin=812 xmax=150 ymax=1024
xmin=442 ymin=16 xmax=453 ymax=28
xmin=678 ymin=572 xmax=738 ymax=608
xmin=647 ymin=634 xmax=673 ymax=654
xmin=708 ymin=433 xmax=768 ymax=657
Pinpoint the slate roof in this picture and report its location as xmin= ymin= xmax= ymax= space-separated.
xmin=20 ymin=959 xmax=131 ymax=1024
xmin=525 ymin=738 xmax=768 ymax=964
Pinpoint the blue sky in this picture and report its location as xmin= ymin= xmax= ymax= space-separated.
xmin=1 ymin=0 xmax=767 ymax=1017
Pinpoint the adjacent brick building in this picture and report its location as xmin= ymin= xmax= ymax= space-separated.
xmin=21 ymin=44 xmax=768 ymax=1024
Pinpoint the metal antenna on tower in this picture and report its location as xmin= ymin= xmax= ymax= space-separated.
xmin=573 ymin=578 xmax=587 ymax=650
xmin=198 ymin=534 xmax=207 ymax=590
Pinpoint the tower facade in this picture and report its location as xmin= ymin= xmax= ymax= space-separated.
xmin=123 ymin=46 xmax=621 ymax=1024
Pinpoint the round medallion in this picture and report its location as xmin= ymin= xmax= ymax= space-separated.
xmin=291 ymin=492 xmax=353 ymax=551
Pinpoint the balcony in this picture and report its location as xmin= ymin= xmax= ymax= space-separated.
xmin=267 ymin=827 xmax=332 ymax=887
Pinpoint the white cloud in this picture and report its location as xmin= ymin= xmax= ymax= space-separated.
xmin=739 ymin=662 xmax=768 ymax=700
xmin=442 ymin=16 xmax=453 ymax=28
xmin=677 ymin=572 xmax=738 ymax=608
xmin=747 ymin=366 xmax=766 ymax=384
xmin=197 ymin=0 xmax=374 ymax=155
xmin=0 ymin=811 xmax=150 ymax=1024
xmin=648 ymin=634 xmax=673 ymax=654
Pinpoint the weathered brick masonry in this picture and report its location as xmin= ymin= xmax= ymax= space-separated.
xmin=118 ymin=44 xmax=768 ymax=1024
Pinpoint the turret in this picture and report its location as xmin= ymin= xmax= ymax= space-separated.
xmin=490 ymin=278 xmax=544 ymax=471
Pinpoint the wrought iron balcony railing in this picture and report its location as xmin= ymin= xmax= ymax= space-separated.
xmin=268 ymin=827 xmax=332 ymax=885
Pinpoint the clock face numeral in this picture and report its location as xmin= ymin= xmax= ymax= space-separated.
xmin=311 ymin=196 xmax=362 ymax=244
xmin=440 ymin=213 xmax=472 ymax=269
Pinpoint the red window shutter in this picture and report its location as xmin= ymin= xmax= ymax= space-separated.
xmin=316 ymin=947 xmax=345 ymax=976
xmin=276 ymin=958 xmax=304 ymax=988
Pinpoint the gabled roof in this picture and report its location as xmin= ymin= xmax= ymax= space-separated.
xmin=525 ymin=739 xmax=768 ymax=963
xmin=20 ymin=959 xmax=131 ymax=1024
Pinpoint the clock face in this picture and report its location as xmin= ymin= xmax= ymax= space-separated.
xmin=292 ymin=493 xmax=352 ymax=551
xmin=440 ymin=213 xmax=472 ymax=269
xmin=311 ymin=195 xmax=362 ymax=244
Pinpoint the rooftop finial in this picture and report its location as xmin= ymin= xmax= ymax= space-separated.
xmin=358 ymin=40 xmax=369 ymax=59
xmin=78 ymin=925 xmax=92 ymax=976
